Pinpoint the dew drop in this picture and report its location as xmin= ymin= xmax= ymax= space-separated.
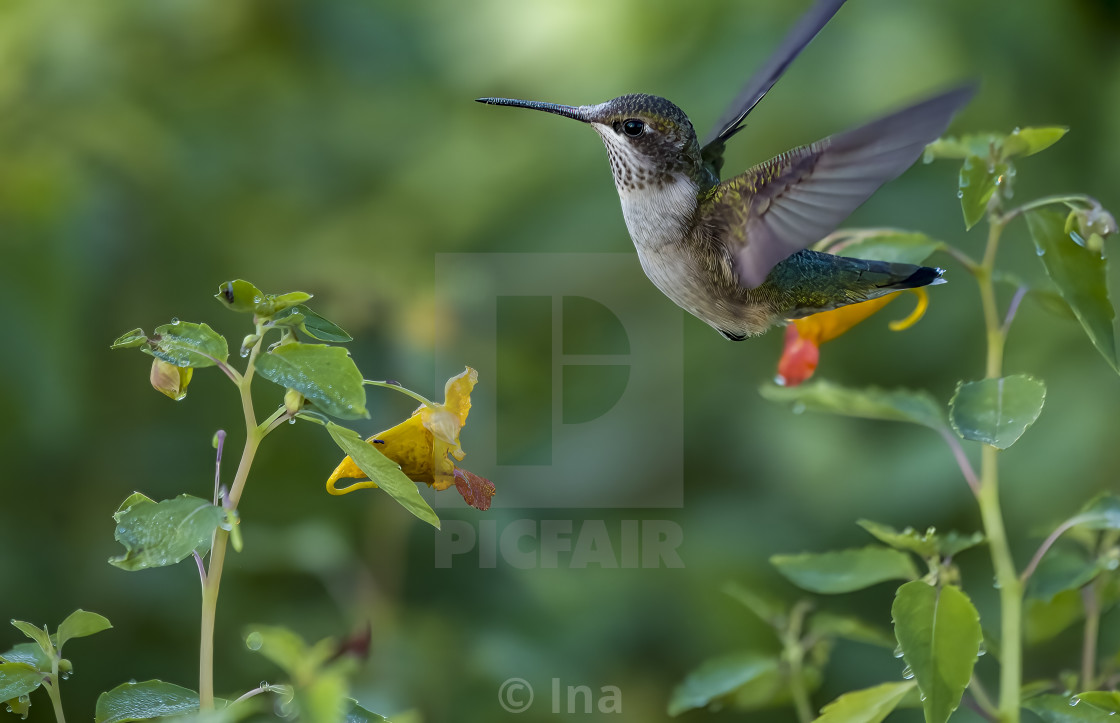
xmin=902 ymin=666 xmax=915 ymax=680
xmin=920 ymin=694 xmax=927 ymax=702
xmin=1012 ymin=127 xmax=1021 ymax=135
xmin=288 ymin=418 xmax=296 ymax=424
xmin=128 ymin=679 xmax=137 ymax=685
xmin=246 ymin=631 xmax=264 ymax=650
xmin=1106 ymin=558 xmax=1119 ymax=571
xmin=1071 ymin=697 xmax=1081 ymax=707
xmin=240 ymin=347 xmax=250 ymax=358
xmin=253 ymin=296 xmax=263 ymax=304
xmin=957 ymin=190 xmax=964 ymax=199
xmin=893 ymin=645 xmax=905 ymax=659
xmin=171 ymin=317 xmax=180 ymax=325
xmin=993 ymin=578 xmax=1002 ymax=589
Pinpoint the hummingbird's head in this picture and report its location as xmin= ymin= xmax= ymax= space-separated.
xmin=477 ymin=93 xmax=705 ymax=193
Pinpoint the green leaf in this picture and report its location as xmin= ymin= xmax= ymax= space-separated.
xmin=142 ymin=321 xmax=229 ymax=368
xmin=1074 ymin=692 xmax=1120 ymax=714
xmin=949 ymin=375 xmax=1046 ymax=449
xmin=1002 ymin=127 xmax=1068 ymax=158
xmin=668 ymin=652 xmax=779 ymax=716
xmin=109 ymin=493 xmax=225 ymax=571
xmin=1024 ymin=694 xmax=1117 ymax=723
xmin=813 ymin=680 xmax=917 ymax=723
xmin=271 ymin=305 xmax=353 ymax=342
xmin=1 ymin=643 xmax=50 ymax=671
xmin=856 ymin=521 xmax=984 ymax=560
xmin=892 ymin=582 xmax=982 ymax=723
xmin=215 ymin=279 xmax=266 ymax=313
xmin=0 ymin=663 xmax=43 ymax=703
xmin=244 ymin=625 xmax=317 ymax=676
xmin=95 ymin=680 xmax=211 ymax=723
xmin=1027 ymin=208 xmax=1118 ymax=373
xmin=722 ymin=581 xmax=787 ymax=628
xmin=807 ymin=612 xmax=896 ymax=648
xmin=265 ymin=291 xmax=313 ymax=313
xmin=771 ymin=547 xmax=919 ymax=594
xmin=255 ymin=343 xmax=368 ymax=419
xmin=1026 ymin=589 xmax=1083 ymax=644
xmin=56 ymin=610 xmax=112 ymax=652
xmin=324 ymin=423 xmax=440 ymax=529
xmin=110 ymin=328 xmax=148 ymax=349
xmin=959 ymin=154 xmax=1007 ymax=230
xmin=836 ymin=232 xmax=944 ymax=266
xmin=1027 ymin=547 xmax=1103 ymax=602
xmin=10 ymin=621 xmax=52 ymax=657
xmin=345 ymin=700 xmax=391 ymax=723
xmin=760 ymin=381 xmax=945 ymax=430
xmin=939 ymin=531 xmax=986 ymax=558
xmin=925 ymin=134 xmax=1003 ymax=161
xmin=857 ymin=520 xmax=939 ymax=558
xmin=1073 ymin=493 xmax=1120 ymax=530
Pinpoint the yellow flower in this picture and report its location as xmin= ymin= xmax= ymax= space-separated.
xmin=327 ymin=367 xmax=495 ymax=510
xmin=776 ymin=289 xmax=930 ymax=386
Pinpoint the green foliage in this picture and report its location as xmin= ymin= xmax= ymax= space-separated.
xmin=55 ymin=610 xmax=112 ymax=652
xmin=668 ymin=652 xmax=781 ymax=716
xmin=771 ymin=547 xmax=920 ymax=594
xmin=891 ymin=582 xmax=982 ymax=723
xmin=681 ymin=115 xmax=1120 ymax=723
xmin=94 ymin=681 xmax=215 ymax=723
xmin=255 ymin=343 xmax=369 ymax=420
xmin=949 ymin=375 xmax=1046 ymax=449
xmin=827 ymin=231 xmax=945 ymax=266
xmin=1023 ymin=694 xmax=1117 ymax=723
xmin=759 ymin=381 xmax=945 ymax=430
xmin=109 ymin=493 xmax=226 ymax=571
xmin=857 ymin=520 xmax=984 ymax=560
xmin=0 ymin=610 xmax=112 ymax=719
xmin=1027 ymin=208 xmax=1119 ymax=373
xmin=812 ymin=681 xmax=916 ymax=723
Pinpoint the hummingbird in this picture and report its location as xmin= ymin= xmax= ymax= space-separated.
xmin=477 ymin=0 xmax=973 ymax=340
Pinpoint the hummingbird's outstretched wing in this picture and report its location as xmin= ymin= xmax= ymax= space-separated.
xmin=701 ymin=85 xmax=975 ymax=288
xmin=700 ymin=0 xmax=848 ymax=180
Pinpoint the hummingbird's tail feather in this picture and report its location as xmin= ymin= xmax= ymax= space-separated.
xmin=772 ymin=249 xmax=943 ymax=319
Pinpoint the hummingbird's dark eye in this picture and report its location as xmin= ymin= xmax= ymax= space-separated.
xmin=622 ymin=119 xmax=645 ymax=137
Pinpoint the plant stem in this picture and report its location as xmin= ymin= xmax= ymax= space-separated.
xmin=1081 ymin=581 xmax=1100 ymax=689
xmin=974 ymin=218 xmax=1022 ymax=723
xmin=43 ymin=674 xmax=66 ymax=723
xmin=199 ymin=332 xmax=265 ymax=709
xmin=785 ymin=600 xmax=814 ymax=723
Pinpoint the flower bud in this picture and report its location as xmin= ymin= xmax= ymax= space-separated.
xmin=284 ymin=388 xmax=305 ymax=415
xmin=150 ymin=358 xmax=193 ymax=400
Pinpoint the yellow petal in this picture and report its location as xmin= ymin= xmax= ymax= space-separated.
xmin=792 ymin=294 xmax=898 ymax=346
xmin=888 ymin=288 xmax=930 ymax=331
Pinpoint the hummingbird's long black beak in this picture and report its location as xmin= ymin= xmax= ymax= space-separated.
xmin=476 ymin=97 xmax=589 ymax=123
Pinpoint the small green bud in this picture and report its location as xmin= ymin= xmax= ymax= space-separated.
xmin=284 ymin=388 xmax=305 ymax=415
xmin=58 ymin=658 xmax=73 ymax=674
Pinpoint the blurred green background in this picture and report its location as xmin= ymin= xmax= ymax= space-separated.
xmin=2 ymin=0 xmax=1120 ymax=720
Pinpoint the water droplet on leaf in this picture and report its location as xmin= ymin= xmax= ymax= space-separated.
xmin=246 ymin=631 xmax=264 ymax=650
xmin=902 ymin=666 xmax=914 ymax=679
xmin=171 ymin=317 xmax=180 ymax=325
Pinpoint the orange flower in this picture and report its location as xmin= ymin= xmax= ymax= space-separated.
xmin=327 ymin=367 xmax=495 ymax=510
xmin=776 ymin=289 xmax=929 ymax=386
